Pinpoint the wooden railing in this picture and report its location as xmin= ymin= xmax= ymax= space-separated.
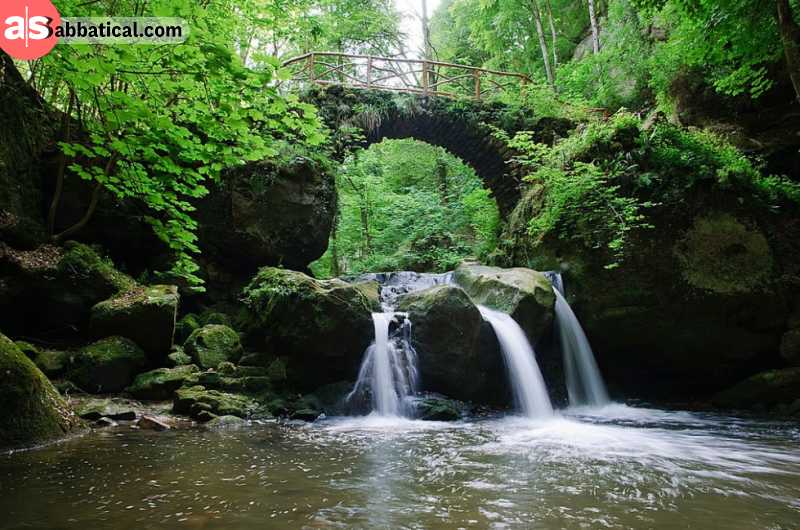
xmin=281 ymin=52 xmax=531 ymax=100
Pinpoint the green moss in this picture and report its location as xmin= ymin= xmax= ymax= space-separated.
xmin=175 ymin=314 xmax=201 ymax=344
xmin=173 ymin=385 xmax=259 ymax=419
xmin=67 ymin=336 xmax=148 ymax=393
xmin=184 ymin=325 xmax=242 ymax=370
xmin=674 ymin=212 xmax=772 ymax=294
xmin=59 ymin=241 xmax=136 ymax=293
xmin=126 ymin=365 xmax=199 ymax=401
xmin=166 ymin=346 xmax=192 ymax=367
xmin=0 ymin=333 xmax=82 ymax=450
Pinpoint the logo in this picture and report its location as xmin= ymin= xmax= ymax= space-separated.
xmin=0 ymin=0 xmax=60 ymax=60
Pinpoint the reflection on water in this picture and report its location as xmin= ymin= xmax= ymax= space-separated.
xmin=1 ymin=405 xmax=799 ymax=529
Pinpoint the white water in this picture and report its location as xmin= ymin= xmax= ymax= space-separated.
xmin=347 ymin=272 xmax=448 ymax=417
xmin=549 ymin=273 xmax=610 ymax=406
xmin=478 ymin=305 xmax=553 ymax=418
xmin=347 ymin=312 xmax=419 ymax=416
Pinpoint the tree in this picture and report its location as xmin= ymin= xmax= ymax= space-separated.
xmin=33 ymin=0 xmax=325 ymax=289
xmin=588 ymin=0 xmax=601 ymax=53
xmin=531 ymin=0 xmax=556 ymax=87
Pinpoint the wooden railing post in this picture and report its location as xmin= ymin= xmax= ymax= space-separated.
xmin=474 ymin=70 xmax=481 ymax=100
xmin=367 ymin=56 xmax=373 ymax=88
xmin=308 ymin=53 xmax=315 ymax=83
xmin=422 ymin=60 xmax=429 ymax=96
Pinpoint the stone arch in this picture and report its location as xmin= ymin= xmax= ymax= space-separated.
xmin=306 ymin=86 xmax=572 ymax=217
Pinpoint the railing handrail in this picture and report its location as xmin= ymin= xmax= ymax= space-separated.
xmin=280 ymin=51 xmax=532 ymax=100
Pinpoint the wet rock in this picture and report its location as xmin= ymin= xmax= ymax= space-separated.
xmin=291 ymin=409 xmax=321 ymax=422
xmin=74 ymin=397 xmax=138 ymax=421
xmin=173 ymin=385 xmax=258 ymax=420
xmin=195 ymin=156 xmax=336 ymax=274
xmin=205 ymin=415 xmax=247 ymax=429
xmin=240 ymin=267 xmax=379 ymax=390
xmin=713 ymin=368 xmax=800 ymax=411
xmin=137 ymin=415 xmax=171 ymax=431
xmin=397 ymin=285 xmax=506 ymax=404
xmin=66 ymin=337 xmax=147 ymax=393
xmin=453 ymin=261 xmax=555 ymax=340
xmin=0 ymin=332 xmax=83 ymax=450
xmin=416 ymin=396 xmax=463 ymax=421
xmin=90 ymin=284 xmax=179 ymax=361
xmin=94 ymin=417 xmax=117 ymax=428
xmin=184 ymin=325 xmax=242 ymax=370
xmin=126 ymin=365 xmax=200 ymax=401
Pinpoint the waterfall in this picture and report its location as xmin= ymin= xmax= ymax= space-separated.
xmin=478 ymin=305 xmax=553 ymax=418
xmin=547 ymin=272 xmax=610 ymax=406
xmin=347 ymin=313 xmax=418 ymax=416
xmin=346 ymin=272 xmax=446 ymax=417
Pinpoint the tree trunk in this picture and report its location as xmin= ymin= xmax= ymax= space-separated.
xmin=588 ymin=0 xmax=601 ymax=54
xmin=545 ymin=0 xmax=558 ymax=68
xmin=531 ymin=0 xmax=555 ymax=88
xmin=777 ymin=0 xmax=800 ymax=103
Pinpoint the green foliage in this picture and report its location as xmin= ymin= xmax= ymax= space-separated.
xmin=505 ymin=114 xmax=655 ymax=268
xmin=33 ymin=0 xmax=326 ymax=290
xmin=310 ymin=139 xmax=500 ymax=277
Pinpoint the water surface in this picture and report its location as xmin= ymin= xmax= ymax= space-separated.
xmin=2 ymin=405 xmax=799 ymax=529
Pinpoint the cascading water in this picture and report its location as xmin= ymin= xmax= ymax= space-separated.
xmin=477 ymin=305 xmax=553 ymax=418
xmin=546 ymin=272 xmax=610 ymax=406
xmin=346 ymin=272 xmax=450 ymax=417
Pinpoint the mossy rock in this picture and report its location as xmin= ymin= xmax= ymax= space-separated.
xmin=416 ymin=397 xmax=463 ymax=421
xmin=0 ymin=241 xmax=136 ymax=339
xmin=174 ymin=314 xmax=200 ymax=344
xmin=240 ymin=267 xmax=379 ymax=390
xmin=13 ymin=342 xmax=69 ymax=379
xmin=173 ymin=385 xmax=258 ymax=420
xmin=673 ymin=212 xmax=772 ymax=295
xmin=90 ymin=284 xmax=179 ymax=361
xmin=712 ymin=368 xmax=800 ymax=410
xmin=73 ymin=397 xmax=137 ymax=421
xmin=199 ymin=311 xmax=232 ymax=327
xmin=166 ymin=346 xmax=192 ymax=367
xmin=184 ymin=325 xmax=243 ymax=370
xmin=126 ymin=365 xmax=200 ymax=401
xmin=453 ymin=261 xmax=555 ymax=340
xmin=0 ymin=333 xmax=83 ymax=450
xmin=66 ymin=336 xmax=148 ymax=393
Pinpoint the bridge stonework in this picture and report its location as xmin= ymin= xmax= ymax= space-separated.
xmin=304 ymin=86 xmax=572 ymax=217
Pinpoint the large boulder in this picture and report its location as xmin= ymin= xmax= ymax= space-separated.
xmin=0 ymin=241 xmax=135 ymax=339
xmin=503 ymin=203 xmax=795 ymax=399
xmin=712 ymin=368 xmax=800 ymax=412
xmin=184 ymin=324 xmax=242 ymax=370
xmin=0 ymin=51 xmax=55 ymax=248
xmin=241 ymin=267 xmax=379 ymax=390
xmin=0 ymin=333 xmax=83 ymax=451
xmin=66 ymin=336 xmax=148 ymax=393
xmin=397 ymin=285 xmax=507 ymax=404
xmin=196 ymin=157 xmax=336 ymax=274
xmin=453 ymin=262 xmax=556 ymax=341
xmin=126 ymin=365 xmax=200 ymax=401
xmin=90 ymin=284 xmax=179 ymax=361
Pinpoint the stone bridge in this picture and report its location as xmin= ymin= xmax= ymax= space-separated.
xmin=303 ymin=85 xmax=572 ymax=216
